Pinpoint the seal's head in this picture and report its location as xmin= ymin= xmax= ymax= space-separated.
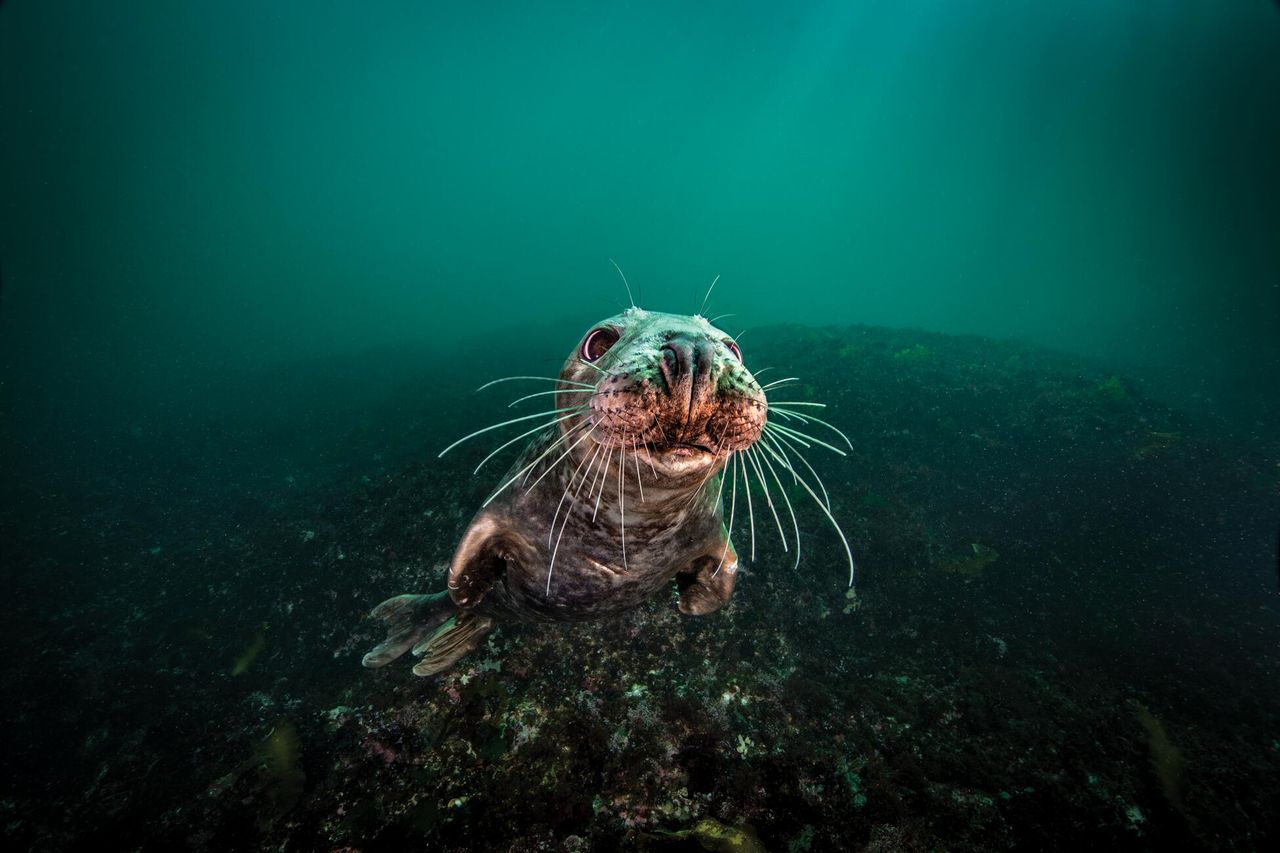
xmin=560 ymin=308 xmax=765 ymax=478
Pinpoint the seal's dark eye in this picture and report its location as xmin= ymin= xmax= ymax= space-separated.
xmin=726 ymin=340 xmax=742 ymax=361
xmin=581 ymin=327 xmax=619 ymax=362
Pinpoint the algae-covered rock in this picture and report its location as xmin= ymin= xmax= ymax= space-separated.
xmin=937 ymin=543 xmax=1000 ymax=577
xmin=641 ymin=817 xmax=767 ymax=852
xmin=1095 ymin=375 xmax=1129 ymax=403
xmin=256 ymin=721 xmax=306 ymax=824
xmin=230 ymin=623 xmax=267 ymax=676
xmin=1134 ymin=430 xmax=1181 ymax=461
xmin=1132 ymin=702 xmax=1187 ymax=813
xmin=205 ymin=720 xmax=306 ymax=829
xmin=893 ymin=343 xmax=933 ymax=364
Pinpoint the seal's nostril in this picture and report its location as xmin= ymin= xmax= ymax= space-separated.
xmin=660 ymin=344 xmax=681 ymax=384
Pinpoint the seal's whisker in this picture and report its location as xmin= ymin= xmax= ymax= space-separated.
xmin=759 ymin=431 xmax=805 ymax=488
xmin=592 ymin=446 xmax=615 ymax=522
xmin=745 ymin=446 xmax=786 ymax=555
xmin=753 ymin=444 xmax=801 ymax=569
xmin=550 ymin=441 xmax=602 ymax=547
xmin=589 ymin=444 xmax=613 ymax=521
xmin=698 ymin=273 xmax=721 ymax=317
xmin=760 ymin=376 xmax=800 ymax=390
xmin=576 ymin=358 xmax=621 ymax=378
xmin=757 ymin=440 xmax=798 ymax=568
xmin=477 ymin=376 xmax=594 ymax=391
xmin=507 ymin=388 xmax=596 ymax=407
xmin=763 ymin=428 xmax=832 ymax=510
xmin=741 ymin=451 xmax=757 ymax=562
xmin=686 ymin=433 xmax=728 ymax=507
xmin=653 ymin=416 xmax=673 ymax=448
xmin=767 ymin=408 xmax=807 ymax=424
xmin=768 ymin=409 xmax=852 ymax=453
xmin=473 ymin=413 xmax=581 ymax=474
xmin=640 ymin=437 xmax=659 ymax=478
xmin=482 ymin=418 xmax=589 ymax=507
xmin=618 ymin=437 xmax=628 ymax=572
xmin=585 ymin=445 xmax=611 ymax=516
xmin=760 ymin=431 xmax=799 ymax=485
xmin=609 ymin=258 xmax=637 ymax=309
xmin=707 ymin=312 xmax=735 ymax=325
xmin=761 ymin=382 xmax=802 ymax=395
xmin=440 ymin=405 xmax=587 ymax=458
xmin=522 ymin=419 xmax=591 ymax=486
xmin=765 ymin=407 xmax=854 ymax=450
xmin=523 ymin=422 xmax=596 ymax=494
xmin=767 ymin=400 xmax=826 ymax=408
xmin=713 ymin=450 xmax=739 ymax=578
xmin=766 ymin=421 xmax=813 ymax=448
xmin=547 ymin=442 xmax=604 ymax=592
xmin=631 ymin=436 xmax=645 ymax=503
xmin=707 ymin=439 xmax=732 ymax=510
xmin=765 ymin=421 xmax=848 ymax=457
xmin=757 ymin=435 xmax=856 ymax=585
xmin=686 ymin=461 xmax=717 ymax=508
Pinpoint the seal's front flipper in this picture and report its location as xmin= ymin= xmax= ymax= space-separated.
xmin=409 ymin=612 xmax=494 ymax=676
xmin=362 ymin=591 xmax=456 ymax=668
xmin=676 ymin=542 xmax=740 ymax=616
xmin=447 ymin=512 xmax=522 ymax=609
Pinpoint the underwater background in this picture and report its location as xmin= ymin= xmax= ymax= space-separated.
xmin=1 ymin=1 xmax=1277 ymax=850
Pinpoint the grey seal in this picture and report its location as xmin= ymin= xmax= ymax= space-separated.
xmin=362 ymin=307 xmax=852 ymax=676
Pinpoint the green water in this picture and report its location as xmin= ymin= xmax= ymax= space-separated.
xmin=2 ymin=1 xmax=1277 ymax=428
xmin=2 ymin=3 xmax=1279 ymax=850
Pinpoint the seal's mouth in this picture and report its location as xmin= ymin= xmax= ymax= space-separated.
xmin=651 ymin=441 xmax=713 ymax=458
xmin=632 ymin=439 xmax=719 ymax=475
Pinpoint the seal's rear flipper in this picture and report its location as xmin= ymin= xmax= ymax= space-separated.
xmin=410 ymin=612 xmax=494 ymax=676
xmin=362 ymin=591 xmax=456 ymax=668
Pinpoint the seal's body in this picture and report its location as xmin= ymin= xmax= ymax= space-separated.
xmin=363 ymin=309 xmax=766 ymax=675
